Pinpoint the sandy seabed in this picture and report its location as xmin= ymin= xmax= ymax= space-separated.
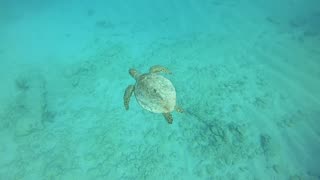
xmin=0 ymin=0 xmax=320 ymax=179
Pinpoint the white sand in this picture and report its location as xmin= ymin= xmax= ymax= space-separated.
xmin=1 ymin=0 xmax=320 ymax=179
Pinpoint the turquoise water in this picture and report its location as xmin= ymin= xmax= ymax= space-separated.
xmin=1 ymin=0 xmax=320 ymax=179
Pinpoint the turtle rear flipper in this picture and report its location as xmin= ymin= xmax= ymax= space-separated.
xmin=163 ymin=113 xmax=173 ymax=124
xmin=149 ymin=65 xmax=172 ymax=74
xmin=124 ymin=85 xmax=135 ymax=110
xmin=175 ymin=105 xmax=184 ymax=113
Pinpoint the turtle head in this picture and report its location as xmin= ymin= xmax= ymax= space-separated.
xmin=129 ymin=68 xmax=140 ymax=80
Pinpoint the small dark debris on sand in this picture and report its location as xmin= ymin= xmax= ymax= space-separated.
xmin=96 ymin=20 xmax=114 ymax=29
xmin=87 ymin=9 xmax=95 ymax=17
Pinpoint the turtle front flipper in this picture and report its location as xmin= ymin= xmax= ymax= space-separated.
xmin=163 ymin=113 xmax=173 ymax=124
xmin=124 ymin=85 xmax=135 ymax=110
xmin=149 ymin=65 xmax=172 ymax=74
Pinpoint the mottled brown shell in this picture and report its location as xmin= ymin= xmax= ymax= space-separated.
xmin=134 ymin=73 xmax=176 ymax=113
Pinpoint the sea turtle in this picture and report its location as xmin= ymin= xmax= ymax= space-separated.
xmin=124 ymin=65 xmax=183 ymax=124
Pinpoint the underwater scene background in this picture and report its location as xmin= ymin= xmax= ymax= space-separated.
xmin=1 ymin=0 xmax=320 ymax=179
